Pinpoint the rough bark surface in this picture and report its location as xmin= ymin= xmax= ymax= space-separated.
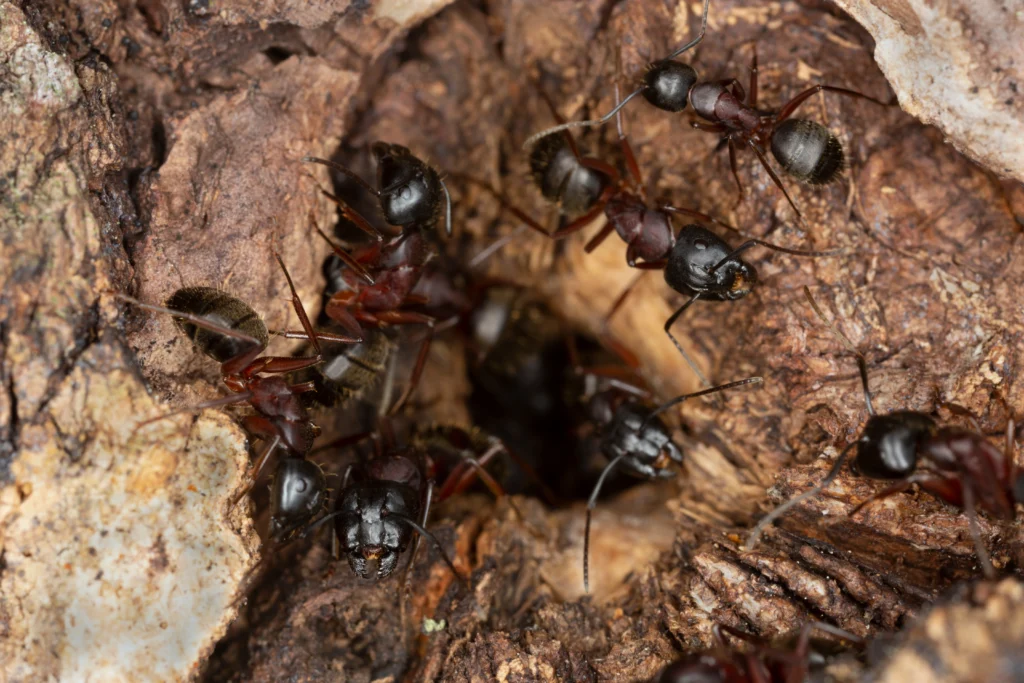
xmin=2 ymin=0 xmax=1023 ymax=682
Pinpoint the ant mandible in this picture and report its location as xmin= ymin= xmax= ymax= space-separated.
xmin=525 ymin=0 xmax=890 ymax=219
xmin=299 ymin=143 xmax=454 ymax=412
xmin=578 ymin=359 xmax=763 ymax=593
xmin=744 ymin=287 xmax=1020 ymax=579
xmin=655 ymin=620 xmax=863 ymax=683
xmin=115 ymin=254 xmax=360 ymax=510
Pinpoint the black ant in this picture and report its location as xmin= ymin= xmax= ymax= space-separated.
xmin=656 ymin=621 xmax=863 ymax=683
xmin=115 ymin=254 xmax=359 ymax=510
xmin=296 ymin=420 xmax=533 ymax=582
xmin=296 ymin=144 xmax=454 ymax=412
xmin=466 ymin=85 xmax=842 ymax=388
xmin=578 ymin=364 xmax=763 ymax=592
xmin=525 ymin=0 xmax=890 ymax=220
xmin=744 ymin=287 xmax=1020 ymax=579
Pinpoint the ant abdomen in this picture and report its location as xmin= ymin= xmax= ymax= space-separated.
xmin=770 ymin=119 xmax=845 ymax=185
xmin=371 ymin=142 xmax=442 ymax=227
xmin=165 ymin=286 xmax=268 ymax=363
xmin=528 ymin=133 xmax=608 ymax=214
xmin=642 ymin=61 xmax=698 ymax=112
xmin=316 ymin=328 xmax=395 ymax=403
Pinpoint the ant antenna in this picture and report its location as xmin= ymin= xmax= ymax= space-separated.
xmin=393 ymin=513 xmax=469 ymax=588
xmin=803 ymin=287 xmax=874 ymax=416
xmin=583 ymin=453 xmax=628 ymax=594
xmin=642 ymin=376 xmax=763 ymax=428
xmin=709 ymin=239 xmax=845 ymax=275
xmin=438 ymin=177 xmax=454 ymax=237
xmin=522 ymin=0 xmax=711 ymax=149
xmin=742 ymin=440 xmax=858 ymax=550
xmin=303 ymin=156 xmax=379 ymax=197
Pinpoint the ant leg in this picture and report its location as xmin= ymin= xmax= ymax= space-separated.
xmin=744 ymin=441 xmax=858 ymax=550
xmin=802 ymin=287 xmax=875 ymax=416
xmin=663 ymin=294 xmax=712 ymax=388
xmin=115 ymin=293 xmax=263 ymax=350
xmin=1006 ymin=418 xmax=1018 ymax=484
xmin=133 ymin=391 xmax=254 ymax=431
xmin=715 ymin=623 xmax=769 ymax=647
xmin=775 ymin=85 xmax=890 ymax=123
xmin=613 ymin=83 xmax=644 ymax=191
xmin=708 ymin=238 xmax=844 ymax=274
xmin=664 ymin=0 xmax=710 ymax=60
xmin=962 ymin=482 xmax=996 ymax=580
xmin=395 ymin=483 xmax=467 ymax=587
xmin=745 ymin=138 xmax=804 ymax=220
xmin=302 ymin=156 xmax=380 ymax=199
xmin=317 ymin=190 xmax=385 ymax=242
xmin=548 ymin=190 xmax=613 ymax=239
xmin=373 ymin=310 xmax=435 ymax=414
xmin=691 ymin=121 xmax=728 ymax=133
xmin=848 ymin=473 xmax=932 ymax=517
xmin=310 ymin=215 xmax=376 ymax=285
xmin=645 ymin=377 xmax=763 ymax=423
xmin=323 ymin=292 xmax=366 ymax=340
xmin=583 ymin=453 xmax=628 ymax=593
xmin=583 ymin=222 xmax=617 ymax=253
xmin=728 ymin=138 xmax=744 ymax=203
xmin=231 ymin=431 xmax=282 ymax=507
xmin=268 ymin=329 xmax=361 ymax=344
xmin=661 ymin=204 xmax=741 ymax=237
xmin=272 ymin=251 xmax=321 ymax=357
xmin=936 ymin=401 xmax=984 ymax=433
xmin=448 ymin=172 xmax=555 ymax=238
xmin=308 ymin=430 xmax=376 ymax=456
xmin=748 ymin=46 xmax=758 ymax=108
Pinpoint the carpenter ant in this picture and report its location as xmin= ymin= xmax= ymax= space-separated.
xmin=304 ymin=141 xmax=452 ymax=241
xmin=292 ymin=175 xmax=444 ymax=412
xmin=468 ymin=87 xmax=841 ymax=387
xmin=656 ymin=621 xmax=863 ymax=683
xmin=299 ymin=420 xmax=532 ymax=582
xmin=581 ymin=373 xmax=763 ymax=592
xmin=526 ymin=0 xmax=889 ymax=219
xmin=744 ymin=287 xmax=1020 ymax=579
xmin=115 ymin=254 xmax=360 ymax=508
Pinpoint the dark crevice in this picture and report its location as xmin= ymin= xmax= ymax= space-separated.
xmin=31 ymin=302 xmax=101 ymax=424
xmin=0 ymin=319 xmax=18 ymax=485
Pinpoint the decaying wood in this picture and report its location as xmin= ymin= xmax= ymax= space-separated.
xmin=2 ymin=0 xmax=1023 ymax=681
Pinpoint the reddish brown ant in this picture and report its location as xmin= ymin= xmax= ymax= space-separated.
xmin=578 ymin=363 xmax=763 ymax=592
xmin=297 ymin=143 xmax=454 ymax=412
xmin=656 ymin=621 xmax=863 ymax=683
xmin=526 ymin=0 xmax=889 ymax=220
xmin=115 ymin=254 xmax=360 ymax=511
xmin=744 ymin=287 xmax=1020 ymax=579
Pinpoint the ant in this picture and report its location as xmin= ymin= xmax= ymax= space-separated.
xmin=656 ymin=621 xmax=863 ymax=683
xmin=525 ymin=0 xmax=889 ymax=220
xmin=115 ymin=254 xmax=360 ymax=508
xmin=578 ymin=364 xmax=763 ymax=593
xmin=744 ymin=287 xmax=1020 ymax=579
xmin=296 ymin=419 xmax=533 ymax=582
xmin=467 ymin=84 xmax=841 ymax=388
xmin=297 ymin=143 xmax=455 ymax=412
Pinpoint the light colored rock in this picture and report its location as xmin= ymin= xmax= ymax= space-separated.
xmin=831 ymin=0 xmax=1024 ymax=181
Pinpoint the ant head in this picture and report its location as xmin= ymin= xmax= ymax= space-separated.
xmin=371 ymin=141 xmax=441 ymax=227
xmin=601 ymin=402 xmax=683 ymax=479
xmin=268 ymin=458 xmax=327 ymax=541
xmin=854 ymin=411 xmax=937 ymax=479
xmin=664 ymin=225 xmax=757 ymax=300
xmin=336 ymin=483 xmax=416 ymax=579
xmin=770 ymin=119 xmax=845 ymax=186
xmin=657 ymin=654 xmax=741 ymax=683
xmin=642 ymin=60 xmax=698 ymax=112
xmin=166 ymin=287 xmax=268 ymax=363
xmin=528 ymin=133 xmax=608 ymax=215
